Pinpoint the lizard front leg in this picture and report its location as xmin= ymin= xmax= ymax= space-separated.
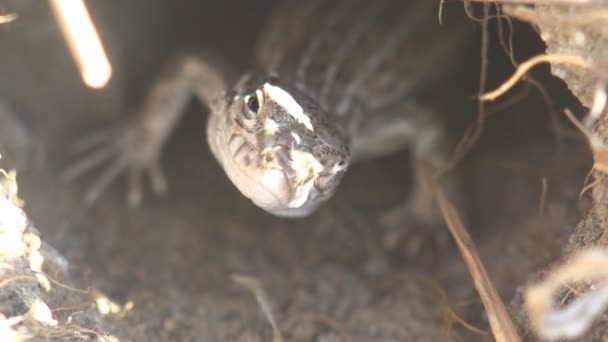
xmin=350 ymin=102 xmax=461 ymax=254
xmin=63 ymin=53 xmax=227 ymax=206
xmin=381 ymin=106 xmax=461 ymax=254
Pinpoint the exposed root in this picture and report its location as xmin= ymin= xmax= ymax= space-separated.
xmin=480 ymin=54 xmax=591 ymax=102
xmin=431 ymin=176 xmax=521 ymax=342
xmin=445 ymin=1 xmax=491 ymax=173
xmin=417 ymin=273 xmax=489 ymax=337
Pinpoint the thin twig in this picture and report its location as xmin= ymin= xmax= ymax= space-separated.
xmin=493 ymin=9 xmax=564 ymax=139
xmin=480 ymin=54 xmax=591 ymax=101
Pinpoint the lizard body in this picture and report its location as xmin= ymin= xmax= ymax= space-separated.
xmin=66 ymin=0 xmax=474 ymax=221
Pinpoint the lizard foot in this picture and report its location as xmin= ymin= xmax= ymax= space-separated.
xmin=61 ymin=121 xmax=168 ymax=207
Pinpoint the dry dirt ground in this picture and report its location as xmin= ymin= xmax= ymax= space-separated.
xmin=0 ymin=1 xmax=596 ymax=341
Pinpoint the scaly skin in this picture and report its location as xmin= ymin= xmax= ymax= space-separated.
xmin=65 ymin=0 xmax=474 ymax=223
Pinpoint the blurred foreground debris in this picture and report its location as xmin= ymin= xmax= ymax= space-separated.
xmin=0 ymin=164 xmax=117 ymax=341
xmin=49 ymin=0 xmax=112 ymax=88
xmin=525 ymin=248 xmax=608 ymax=340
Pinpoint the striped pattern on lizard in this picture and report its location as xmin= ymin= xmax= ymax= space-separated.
xmin=65 ymin=0 xmax=474 ymax=223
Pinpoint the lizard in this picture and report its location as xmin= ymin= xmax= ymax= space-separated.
xmin=64 ymin=0 xmax=475 ymax=226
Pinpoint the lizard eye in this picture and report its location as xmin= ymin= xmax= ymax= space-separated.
xmin=246 ymin=95 xmax=260 ymax=113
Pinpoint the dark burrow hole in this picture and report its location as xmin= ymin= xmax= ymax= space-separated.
xmin=0 ymin=1 xmax=591 ymax=341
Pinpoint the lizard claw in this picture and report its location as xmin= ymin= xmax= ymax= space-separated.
xmin=62 ymin=122 xmax=167 ymax=207
xmin=125 ymin=159 xmax=167 ymax=207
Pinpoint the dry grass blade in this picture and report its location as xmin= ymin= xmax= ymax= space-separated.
xmin=431 ymin=177 xmax=521 ymax=342
xmin=232 ymin=275 xmax=284 ymax=342
xmin=480 ymin=54 xmax=591 ymax=102
xmin=525 ymin=248 xmax=608 ymax=340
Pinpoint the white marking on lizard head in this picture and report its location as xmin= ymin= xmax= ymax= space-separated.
xmin=264 ymin=117 xmax=280 ymax=135
xmin=287 ymin=149 xmax=324 ymax=208
xmin=263 ymin=83 xmax=314 ymax=131
xmin=291 ymin=132 xmax=301 ymax=144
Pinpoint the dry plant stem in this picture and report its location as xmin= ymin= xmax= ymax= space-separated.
xmin=432 ymin=178 xmax=521 ymax=342
xmin=481 ymin=54 xmax=591 ymax=101
xmin=493 ymin=8 xmax=564 ymax=138
xmin=232 ymin=275 xmax=284 ymax=342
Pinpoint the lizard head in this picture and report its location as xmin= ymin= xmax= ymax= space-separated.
xmin=208 ymin=80 xmax=350 ymax=217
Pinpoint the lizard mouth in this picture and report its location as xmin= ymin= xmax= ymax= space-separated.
xmin=221 ymin=136 xmax=321 ymax=217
